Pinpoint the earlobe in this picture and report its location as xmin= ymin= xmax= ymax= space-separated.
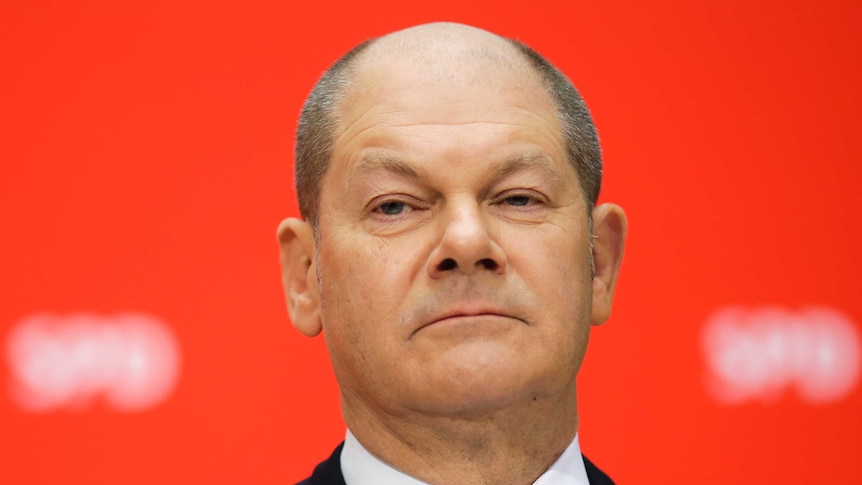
xmin=277 ymin=218 xmax=322 ymax=337
xmin=590 ymin=203 xmax=627 ymax=326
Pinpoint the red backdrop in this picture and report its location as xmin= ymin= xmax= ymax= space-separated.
xmin=2 ymin=1 xmax=860 ymax=483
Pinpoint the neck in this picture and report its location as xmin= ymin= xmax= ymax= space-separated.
xmin=342 ymin=387 xmax=578 ymax=485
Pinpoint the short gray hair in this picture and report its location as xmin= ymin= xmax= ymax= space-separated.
xmin=294 ymin=39 xmax=375 ymax=226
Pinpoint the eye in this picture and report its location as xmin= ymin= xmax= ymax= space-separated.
xmin=374 ymin=200 xmax=413 ymax=215
xmin=503 ymin=195 xmax=533 ymax=207
xmin=497 ymin=192 xmax=545 ymax=208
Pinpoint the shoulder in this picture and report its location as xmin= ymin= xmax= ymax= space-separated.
xmin=296 ymin=442 xmax=346 ymax=485
xmin=583 ymin=454 xmax=616 ymax=485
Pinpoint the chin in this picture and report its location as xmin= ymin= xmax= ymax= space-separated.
xmin=409 ymin=350 xmax=560 ymax=416
xmin=414 ymin=387 xmax=529 ymax=417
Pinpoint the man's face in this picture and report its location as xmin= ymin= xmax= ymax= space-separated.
xmin=311 ymin=52 xmax=597 ymax=416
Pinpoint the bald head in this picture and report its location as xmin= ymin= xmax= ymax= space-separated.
xmin=358 ymin=23 xmax=531 ymax=79
xmin=294 ymin=23 xmax=602 ymax=226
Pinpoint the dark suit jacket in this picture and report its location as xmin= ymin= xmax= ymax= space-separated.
xmin=298 ymin=442 xmax=615 ymax=485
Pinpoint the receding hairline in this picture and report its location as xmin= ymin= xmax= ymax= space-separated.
xmin=337 ymin=23 xmax=545 ymax=95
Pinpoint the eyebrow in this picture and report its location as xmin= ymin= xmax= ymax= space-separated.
xmin=349 ymin=151 xmax=564 ymax=180
xmin=351 ymin=154 xmax=424 ymax=179
xmin=498 ymin=152 xmax=564 ymax=179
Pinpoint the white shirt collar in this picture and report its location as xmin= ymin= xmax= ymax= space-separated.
xmin=341 ymin=429 xmax=590 ymax=485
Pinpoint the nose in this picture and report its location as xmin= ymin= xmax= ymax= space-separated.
xmin=427 ymin=201 xmax=508 ymax=278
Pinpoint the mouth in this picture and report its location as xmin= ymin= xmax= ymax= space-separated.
xmin=412 ymin=307 xmax=524 ymax=337
xmin=435 ymin=310 xmax=509 ymax=323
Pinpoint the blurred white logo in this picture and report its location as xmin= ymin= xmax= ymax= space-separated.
xmin=6 ymin=313 xmax=180 ymax=412
xmin=702 ymin=306 xmax=860 ymax=404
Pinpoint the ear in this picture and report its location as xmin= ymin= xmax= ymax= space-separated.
xmin=277 ymin=218 xmax=322 ymax=337
xmin=590 ymin=203 xmax=627 ymax=326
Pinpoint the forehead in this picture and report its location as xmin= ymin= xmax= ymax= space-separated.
xmin=333 ymin=41 xmax=561 ymax=149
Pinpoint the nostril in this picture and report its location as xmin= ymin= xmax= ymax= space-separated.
xmin=438 ymin=258 xmax=457 ymax=271
xmin=479 ymin=258 xmax=498 ymax=270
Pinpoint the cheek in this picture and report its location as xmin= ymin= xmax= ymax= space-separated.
xmin=506 ymin=227 xmax=594 ymax=326
xmin=505 ymin=222 xmax=593 ymax=285
xmin=317 ymin=237 xmax=422 ymax=388
xmin=317 ymin=237 xmax=416 ymax=336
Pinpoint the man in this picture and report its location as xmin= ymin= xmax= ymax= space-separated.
xmin=278 ymin=22 xmax=626 ymax=484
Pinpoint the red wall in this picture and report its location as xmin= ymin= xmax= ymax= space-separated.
xmin=2 ymin=1 xmax=860 ymax=483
